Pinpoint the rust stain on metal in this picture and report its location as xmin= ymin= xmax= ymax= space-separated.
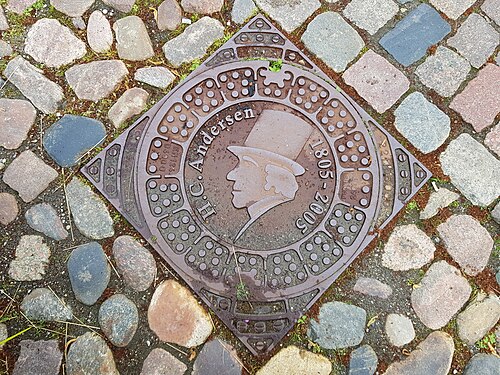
xmin=83 ymin=15 xmax=431 ymax=356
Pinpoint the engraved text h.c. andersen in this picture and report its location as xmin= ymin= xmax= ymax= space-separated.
xmin=187 ymin=108 xmax=257 ymax=231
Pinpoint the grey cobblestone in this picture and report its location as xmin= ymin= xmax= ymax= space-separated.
xmin=157 ymin=0 xmax=182 ymax=31
xmin=394 ymin=92 xmax=450 ymax=153
xmin=134 ymin=67 xmax=175 ymax=89
xmin=4 ymin=56 xmax=64 ymax=114
xmin=66 ymin=177 xmax=114 ymax=239
xmin=482 ymin=0 xmax=500 ymax=26
xmin=87 ymin=10 xmax=113 ymax=53
xmin=25 ymin=18 xmax=86 ymax=68
xmin=385 ymin=332 xmax=454 ymax=375
xmin=411 ymin=261 xmax=471 ymax=329
xmin=7 ymin=0 xmax=37 ymax=14
xmin=163 ymin=17 xmax=224 ymax=67
xmin=114 ymin=16 xmax=154 ymax=61
xmin=308 ymin=302 xmax=366 ymax=349
xmin=231 ymin=0 xmax=256 ymax=25
xmin=448 ymin=14 xmax=499 ymax=69
xmin=343 ymin=0 xmax=399 ymax=35
xmin=440 ymin=134 xmax=500 ymax=207
xmin=0 ymin=6 xmax=8 ymax=30
xmin=415 ymin=46 xmax=470 ymax=97
xmin=429 ymin=0 xmax=475 ymax=20
xmin=102 ymin=0 xmax=135 ymax=13
xmin=302 ymin=12 xmax=364 ymax=73
xmin=50 ymin=0 xmax=95 ymax=17
xmin=254 ymin=0 xmax=320 ymax=32
xmin=0 ymin=40 xmax=12 ymax=57
xmin=65 ymin=60 xmax=129 ymax=101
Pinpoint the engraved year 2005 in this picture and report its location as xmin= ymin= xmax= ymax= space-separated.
xmin=295 ymin=139 xmax=335 ymax=234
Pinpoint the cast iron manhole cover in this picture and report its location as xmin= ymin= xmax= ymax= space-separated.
xmin=83 ymin=15 xmax=431 ymax=355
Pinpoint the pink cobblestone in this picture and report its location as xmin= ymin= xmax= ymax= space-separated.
xmin=484 ymin=123 xmax=500 ymax=157
xmin=450 ymin=64 xmax=500 ymax=132
xmin=343 ymin=50 xmax=409 ymax=113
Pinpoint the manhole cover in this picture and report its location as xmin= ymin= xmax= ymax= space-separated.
xmin=83 ymin=15 xmax=431 ymax=355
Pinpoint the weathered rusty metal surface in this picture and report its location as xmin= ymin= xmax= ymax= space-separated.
xmin=82 ymin=15 xmax=431 ymax=356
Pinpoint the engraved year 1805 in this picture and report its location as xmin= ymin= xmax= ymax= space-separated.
xmin=295 ymin=139 xmax=335 ymax=234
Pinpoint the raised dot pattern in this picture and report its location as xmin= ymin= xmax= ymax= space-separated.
xmin=395 ymin=149 xmax=412 ymax=201
xmin=185 ymin=237 xmax=229 ymax=280
xmin=157 ymin=210 xmax=201 ymax=254
xmin=158 ymin=102 xmax=198 ymax=141
xmin=413 ymin=162 xmax=427 ymax=187
xmin=183 ymin=79 xmax=223 ymax=118
xmin=236 ymin=32 xmax=285 ymax=46
xmin=334 ymin=131 xmax=371 ymax=169
xmin=86 ymin=158 xmax=102 ymax=183
xmin=217 ymin=68 xmax=256 ymax=101
xmin=300 ymin=231 xmax=343 ymax=276
xmin=103 ymin=144 xmax=120 ymax=197
xmin=317 ymin=98 xmax=357 ymax=138
xmin=326 ymin=204 xmax=366 ymax=246
xmin=147 ymin=178 xmax=184 ymax=217
xmin=266 ymin=250 xmax=307 ymax=289
xmin=290 ymin=76 xmax=328 ymax=114
xmin=249 ymin=18 xmax=272 ymax=31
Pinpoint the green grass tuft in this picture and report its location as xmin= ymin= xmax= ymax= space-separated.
xmin=269 ymin=59 xmax=283 ymax=72
xmin=236 ymin=282 xmax=250 ymax=300
xmin=476 ymin=332 xmax=496 ymax=350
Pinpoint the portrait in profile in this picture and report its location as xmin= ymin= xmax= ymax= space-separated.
xmin=227 ymin=109 xmax=313 ymax=241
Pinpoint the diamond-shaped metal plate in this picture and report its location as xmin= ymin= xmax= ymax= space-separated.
xmin=82 ymin=15 xmax=431 ymax=356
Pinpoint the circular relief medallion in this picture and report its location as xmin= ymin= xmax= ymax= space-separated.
xmin=136 ymin=61 xmax=380 ymax=298
xmin=184 ymin=100 xmax=336 ymax=251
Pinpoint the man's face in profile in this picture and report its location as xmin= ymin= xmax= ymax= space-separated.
xmin=227 ymin=153 xmax=266 ymax=209
xmin=225 ymin=109 xmax=312 ymax=240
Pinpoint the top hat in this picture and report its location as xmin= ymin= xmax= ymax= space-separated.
xmin=228 ymin=110 xmax=313 ymax=175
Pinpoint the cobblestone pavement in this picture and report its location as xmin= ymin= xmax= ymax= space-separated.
xmin=0 ymin=0 xmax=499 ymax=374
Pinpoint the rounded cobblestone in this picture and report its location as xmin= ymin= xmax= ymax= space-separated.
xmin=382 ymin=224 xmax=435 ymax=271
xmin=113 ymin=235 xmax=157 ymax=292
xmin=411 ymin=261 xmax=471 ymax=329
xmin=415 ymin=46 xmax=470 ymax=97
xmin=307 ymin=301 xmax=366 ymax=349
xmin=99 ymin=294 xmax=139 ymax=347
xmin=148 ymin=280 xmax=213 ymax=347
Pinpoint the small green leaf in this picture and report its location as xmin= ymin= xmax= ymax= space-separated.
xmin=269 ymin=59 xmax=283 ymax=72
